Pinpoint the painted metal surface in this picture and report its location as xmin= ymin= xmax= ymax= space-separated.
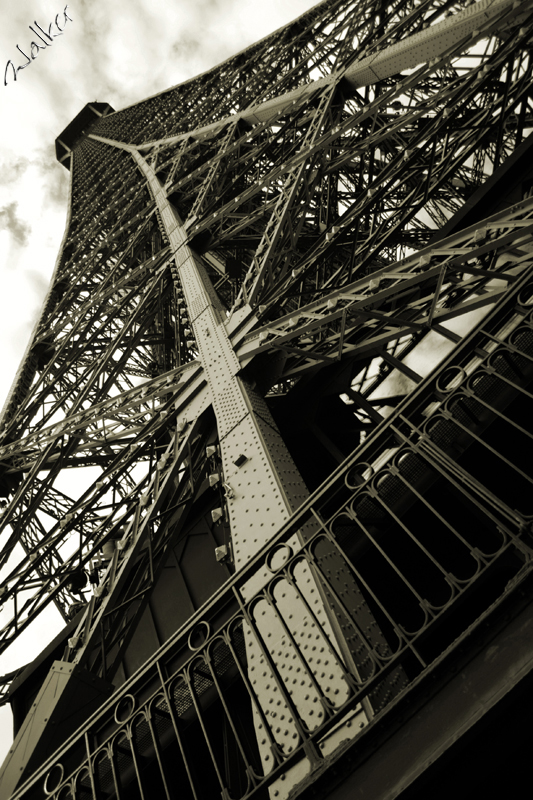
xmin=0 ymin=0 xmax=532 ymax=796
xmin=6 ymin=249 xmax=533 ymax=799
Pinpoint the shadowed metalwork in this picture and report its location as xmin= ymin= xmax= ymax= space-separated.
xmin=1 ymin=1 xmax=533 ymax=798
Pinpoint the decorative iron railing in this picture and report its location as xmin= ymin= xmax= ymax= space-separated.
xmin=11 ymin=260 xmax=533 ymax=800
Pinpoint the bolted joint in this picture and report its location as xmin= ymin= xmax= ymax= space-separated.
xmin=211 ymin=507 xmax=224 ymax=523
xmin=215 ymin=544 xmax=232 ymax=563
xmin=223 ymin=482 xmax=235 ymax=500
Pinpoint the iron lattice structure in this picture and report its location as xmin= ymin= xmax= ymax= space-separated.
xmin=1 ymin=1 xmax=533 ymax=798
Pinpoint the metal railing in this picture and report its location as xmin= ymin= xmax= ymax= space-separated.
xmin=12 ymin=263 xmax=533 ymax=800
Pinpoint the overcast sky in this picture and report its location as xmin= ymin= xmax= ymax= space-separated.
xmin=0 ymin=0 xmax=318 ymax=762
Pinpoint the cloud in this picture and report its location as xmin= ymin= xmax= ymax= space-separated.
xmin=0 ymin=156 xmax=30 ymax=185
xmin=25 ymin=268 xmax=50 ymax=296
xmin=0 ymin=201 xmax=31 ymax=246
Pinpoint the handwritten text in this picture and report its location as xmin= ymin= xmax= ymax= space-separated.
xmin=4 ymin=6 xmax=72 ymax=87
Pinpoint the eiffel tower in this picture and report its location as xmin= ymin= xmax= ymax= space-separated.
xmin=1 ymin=0 xmax=533 ymax=798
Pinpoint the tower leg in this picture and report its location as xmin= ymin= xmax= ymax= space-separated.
xmin=0 ymin=661 xmax=112 ymax=798
xmin=132 ymin=149 xmax=405 ymax=797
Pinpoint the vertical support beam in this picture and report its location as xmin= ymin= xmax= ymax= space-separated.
xmin=74 ymin=134 xmax=405 ymax=797
xmin=132 ymin=150 xmax=317 ymax=560
xmin=131 ymin=149 xmax=374 ymax=797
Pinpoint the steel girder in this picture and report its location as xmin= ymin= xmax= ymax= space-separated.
xmin=0 ymin=0 xmax=533 ymax=792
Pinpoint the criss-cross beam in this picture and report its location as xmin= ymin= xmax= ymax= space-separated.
xmin=0 ymin=0 xmax=529 ymax=689
xmin=238 ymin=195 xmax=533 ymax=375
xmin=87 ymin=135 xmax=320 ymax=560
xmin=0 ymin=0 xmax=528 ymax=678
xmin=1 ymin=1 xmax=533 ymax=793
xmin=3 ymin=144 xmax=529 ymax=800
xmin=2 ymin=170 xmax=531 ymax=676
xmin=48 ymin=132 xmax=409 ymax=796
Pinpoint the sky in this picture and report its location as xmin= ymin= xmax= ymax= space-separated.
xmin=0 ymin=0 xmax=318 ymax=762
